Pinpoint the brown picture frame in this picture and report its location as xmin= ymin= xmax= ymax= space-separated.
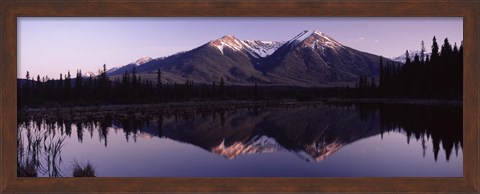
xmin=1 ymin=0 xmax=478 ymax=193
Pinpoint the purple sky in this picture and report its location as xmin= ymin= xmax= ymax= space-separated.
xmin=18 ymin=17 xmax=463 ymax=79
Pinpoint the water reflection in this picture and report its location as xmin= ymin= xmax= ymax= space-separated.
xmin=17 ymin=103 xmax=462 ymax=177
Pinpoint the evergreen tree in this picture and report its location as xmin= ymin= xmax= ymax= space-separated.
xmin=431 ymin=36 xmax=439 ymax=61
xmin=441 ymin=38 xmax=452 ymax=57
xmin=21 ymin=71 xmax=31 ymax=106
xmin=132 ymin=66 xmax=137 ymax=88
xmin=211 ymin=81 xmax=216 ymax=97
xmin=157 ymin=69 xmax=162 ymax=87
xmin=65 ymin=71 xmax=72 ymax=99
xmin=219 ymin=77 xmax=225 ymax=97
xmin=379 ymin=56 xmax=384 ymax=93
xmin=58 ymin=73 xmax=63 ymax=91
xmin=95 ymin=64 xmax=111 ymax=102
xmin=36 ymin=75 xmax=41 ymax=86
xmin=420 ymin=40 xmax=426 ymax=63
xmin=156 ymin=69 xmax=163 ymax=101
xmin=26 ymin=71 xmax=30 ymax=82
xmin=253 ymin=82 xmax=258 ymax=99
xmin=413 ymin=53 xmax=420 ymax=64
xmin=405 ymin=50 xmax=411 ymax=65
xmin=75 ymin=70 xmax=83 ymax=99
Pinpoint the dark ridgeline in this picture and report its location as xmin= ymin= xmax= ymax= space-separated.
xmin=356 ymin=37 xmax=463 ymax=99
xmin=17 ymin=103 xmax=462 ymax=177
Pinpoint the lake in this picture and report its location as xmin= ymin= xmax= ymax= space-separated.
xmin=17 ymin=102 xmax=463 ymax=177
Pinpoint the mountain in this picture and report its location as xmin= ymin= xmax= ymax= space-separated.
xmin=391 ymin=50 xmax=431 ymax=63
xmin=134 ymin=56 xmax=153 ymax=65
xmin=107 ymin=30 xmax=395 ymax=87
xmin=260 ymin=30 xmax=382 ymax=86
xmin=104 ymin=56 xmax=153 ymax=76
xmin=87 ymin=57 xmax=153 ymax=78
xmin=138 ymin=105 xmax=381 ymax=162
xmin=238 ymin=40 xmax=285 ymax=58
xmin=109 ymin=35 xmax=278 ymax=84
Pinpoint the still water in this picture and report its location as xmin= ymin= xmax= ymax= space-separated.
xmin=17 ymin=103 xmax=463 ymax=177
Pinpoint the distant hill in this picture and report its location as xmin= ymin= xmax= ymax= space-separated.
xmin=391 ymin=50 xmax=431 ymax=63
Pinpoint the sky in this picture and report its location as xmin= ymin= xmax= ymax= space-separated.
xmin=18 ymin=17 xmax=463 ymax=79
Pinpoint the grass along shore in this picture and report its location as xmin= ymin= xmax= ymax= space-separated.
xmin=18 ymin=98 xmax=462 ymax=123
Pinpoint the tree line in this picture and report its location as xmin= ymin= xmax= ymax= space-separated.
xmin=329 ymin=101 xmax=462 ymax=161
xmin=356 ymin=36 xmax=463 ymax=99
xmin=23 ymin=64 xmax=335 ymax=107
xmin=18 ymin=36 xmax=462 ymax=108
xmin=18 ymin=65 xmax=254 ymax=107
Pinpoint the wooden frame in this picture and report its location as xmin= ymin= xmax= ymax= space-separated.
xmin=1 ymin=0 xmax=478 ymax=193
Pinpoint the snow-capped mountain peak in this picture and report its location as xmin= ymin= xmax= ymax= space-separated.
xmin=287 ymin=30 xmax=342 ymax=49
xmin=242 ymin=40 xmax=285 ymax=58
xmin=209 ymin=35 xmax=245 ymax=54
xmin=133 ymin=56 xmax=153 ymax=65
xmin=208 ymin=30 xmax=343 ymax=59
xmin=209 ymin=35 xmax=284 ymax=58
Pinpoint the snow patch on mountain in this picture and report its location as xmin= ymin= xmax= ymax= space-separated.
xmin=391 ymin=50 xmax=431 ymax=63
xmin=106 ymin=67 xmax=120 ymax=74
xmin=209 ymin=35 xmax=246 ymax=54
xmin=287 ymin=30 xmax=343 ymax=50
xmin=242 ymin=40 xmax=285 ymax=58
xmin=210 ymin=134 xmax=346 ymax=162
xmin=105 ymin=56 xmax=153 ymax=75
xmin=83 ymin=71 xmax=97 ymax=77
xmin=133 ymin=56 xmax=153 ymax=65
xmin=209 ymin=35 xmax=284 ymax=58
xmin=211 ymin=135 xmax=285 ymax=159
xmin=288 ymin=30 xmax=315 ymax=46
xmin=208 ymin=30 xmax=343 ymax=58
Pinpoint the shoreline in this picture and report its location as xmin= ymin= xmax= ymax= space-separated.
xmin=18 ymin=100 xmax=318 ymax=122
xmin=18 ymin=98 xmax=462 ymax=122
xmin=323 ymin=98 xmax=462 ymax=106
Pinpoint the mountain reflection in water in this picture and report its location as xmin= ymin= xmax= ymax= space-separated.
xmin=17 ymin=103 xmax=462 ymax=177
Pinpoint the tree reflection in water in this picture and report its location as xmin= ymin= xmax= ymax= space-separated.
xmin=17 ymin=103 xmax=462 ymax=177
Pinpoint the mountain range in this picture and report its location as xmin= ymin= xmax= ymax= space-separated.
xmin=107 ymin=30 xmax=397 ymax=87
xmin=134 ymin=105 xmax=381 ymax=162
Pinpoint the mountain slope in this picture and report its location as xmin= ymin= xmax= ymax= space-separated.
xmin=107 ymin=30 xmax=395 ymax=86
xmin=261 ymin=30 xmax=381 ymax=85
xmin=127 ymin=35 xmax=272 ymax=84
